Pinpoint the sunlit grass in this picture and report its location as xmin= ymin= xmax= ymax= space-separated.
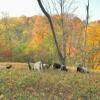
xmin=0 ymin=65 xmax=100 ymax=100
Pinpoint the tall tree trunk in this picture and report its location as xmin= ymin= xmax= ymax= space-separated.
xmin=60 ymin=0 xmax=67 ymax=65
xmin=84 ymin=0 xmax=89 ymax=67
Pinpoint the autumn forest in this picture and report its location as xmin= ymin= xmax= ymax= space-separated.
xmin=0 ymin=13 xmax=99 ymax=69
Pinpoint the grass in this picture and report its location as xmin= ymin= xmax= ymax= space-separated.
xmin=0 ymin=63 xmax=100 ymax=100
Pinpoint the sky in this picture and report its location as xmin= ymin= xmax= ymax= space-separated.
xmin=0 ymin=0 xmax=100 ymax=21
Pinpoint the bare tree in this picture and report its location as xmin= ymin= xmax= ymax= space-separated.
xmin=83 ymin=0 xmax=89 ymax=67
xmin=37 ymin=0 xmax=64 ymax=65
xmin=37 ymin=0 xmax=77 ymax=65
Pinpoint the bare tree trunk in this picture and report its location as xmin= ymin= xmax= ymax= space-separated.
xmin=83 ymin=0 xmax=89 ymax=67
xmin=26 ymin=56 xmax=32 ymax=70
xmin=37 ymin=0 xmax=65 ymax=65
xmin=27 ymin=60 xmax=32 ymax=70
xmin=60 ymin=0 xmax=66 ymax=65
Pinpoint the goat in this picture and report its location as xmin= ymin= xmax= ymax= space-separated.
xmin=52 ymin=63 xmax=68 ymax=71
xmin=33 ymin=61 xmax=43 ymax=71
xmin=77 ymin=66 xmax=89 ymax=73
xmin=42 ymin=64 xmax=51 ymax=70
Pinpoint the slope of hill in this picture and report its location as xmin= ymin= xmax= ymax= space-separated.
xmin=0 ymin=15 xmax=99 ymax=68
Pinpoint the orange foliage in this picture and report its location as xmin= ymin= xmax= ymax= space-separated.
xmin=86 ymin=21 xmax=100 ymax=67
xmin=31 ymin=34 xmax=43 ymax=45
xmin=87 ymin=21 xmax=100 ymax=47
xmin=66 ymin=35 xmax=77 ymax=57
xmin=32 ymin=16 xmax=50 ymax=35
xmin=31 ymin=16 xmax=50 ymax=45
xmin=72 ymin=17 xmax=83 ymax=31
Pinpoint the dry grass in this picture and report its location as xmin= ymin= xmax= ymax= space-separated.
xmin=0 ymin=62 xmax=100 ymax=100
xmin=0 ymin=62 xmax=28 ymax=70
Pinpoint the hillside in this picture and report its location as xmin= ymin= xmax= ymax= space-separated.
xmin=0 ymin=15 xmax=99 ymax=68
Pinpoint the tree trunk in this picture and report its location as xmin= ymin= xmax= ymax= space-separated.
xmin=83 ymin=0 xmax=89 ymax=67
xmin=26 ymin=56 xmax=32 ymax=70
xmin=27 ymin=60 xmax=32 ymax=70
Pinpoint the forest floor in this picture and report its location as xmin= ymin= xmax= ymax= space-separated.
xmin=0 ymin=62 xmax=100 ymax=100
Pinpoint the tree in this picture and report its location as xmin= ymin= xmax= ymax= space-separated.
xmin=83 ymin=0 xmax=90 ymax=67
xmin=37 ymin=0 xmax=77 ymax=65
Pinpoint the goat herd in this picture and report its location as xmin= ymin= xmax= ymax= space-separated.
xmin=5 ymin=61 xmax=89 ymax=73
xmin=27 ymin=61 xmax=89 ymax=73
xmin=29 ymin=61 xmax=68 ymax=71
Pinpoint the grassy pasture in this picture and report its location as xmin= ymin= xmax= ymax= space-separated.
xmin=0 ymin=63 xmax=100 ymax=100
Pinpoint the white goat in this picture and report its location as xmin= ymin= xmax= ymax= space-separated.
xmin=42 ymin=64 xmax=50 ymax=69
xmin=33 ymin=61 xmax=43 ymax=71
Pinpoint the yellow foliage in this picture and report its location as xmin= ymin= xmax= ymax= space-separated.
xmin=94 ymin=65 xmax=100 ymax=70
xmin=87 ymin=22 xmax=100 ymax=47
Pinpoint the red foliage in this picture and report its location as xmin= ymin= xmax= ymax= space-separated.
xmin=2 ymin=49 xmax=12 ymax=58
